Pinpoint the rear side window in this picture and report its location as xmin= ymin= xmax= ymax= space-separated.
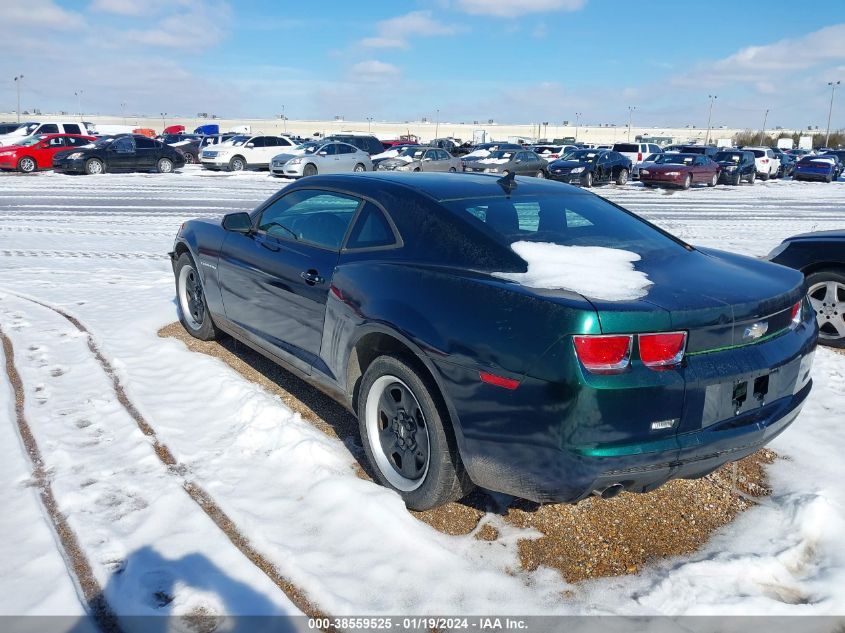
xmin=345 ymin=202 xmax=397 ymax=250
xmin=64 ymin=124 xmax=81 ymax=135
xmin=39 ymin=124 xmax=59 ymax=134
xmin=135 ymin=137 xmax=155 ymax=149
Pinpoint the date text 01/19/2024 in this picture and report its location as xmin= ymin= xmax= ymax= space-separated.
xmin=307 ymin=617 xmax=528 ymax=630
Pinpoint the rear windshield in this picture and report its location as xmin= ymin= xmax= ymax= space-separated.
xmin=613 ymin=143 xmax=639 ymax=153
xmin=680 ymin=146 xmax=706 ymax=154
xmin=750 ymin=150 xmax=766 ymax=157
xmin=562 ymin=149 xmax=599 ymax=162
xmin=715 ymin=152 xmax=743 ymax=162
xmin=442 ymin=194 xmax=686 ymax=258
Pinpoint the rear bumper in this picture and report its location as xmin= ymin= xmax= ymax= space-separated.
xmin=439 ymin=319 xmax=817 ymax=504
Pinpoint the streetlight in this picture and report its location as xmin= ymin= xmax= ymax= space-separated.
xmin=705 ymin=94 xmax=717 ymax=145
xmin=74 ymin=90 xmax=83 ymax=118
xmin=759 ymin=108 xmax=769 ymax=145
xmin=434 ymin=109 xmax=440 ymax=139
xmin=282 ymin=104 xmax=286 ymax=133
xmin=826 ymin=81 xmax=841 ymax=148
xmin=366 ymin=116 xmax=373 ymax=132
xmin=575 ymin=112 xmax=582 ymax=141
xmin=160 ymin=112 xmax=167 ymax=130
xmin=120 ymin=101 xmax=127 ymax=125
xmin=542 ymin=121 xmax=548 ymax=140
xmin=627 ymin=106 xmax=636 ymax=142
xmin=13 ymin=75 xmax=23 ymax=122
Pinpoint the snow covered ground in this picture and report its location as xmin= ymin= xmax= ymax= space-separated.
xmin=0 ymin=167 xmax=844 ymax=622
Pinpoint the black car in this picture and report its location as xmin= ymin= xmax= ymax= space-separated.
xmin=461 ymin=143 xmax=523 ymax=167
xmin=0 ymin=121 xmax=37 ymax=135
xmin=323 ymin=134 xmax=384 ymax=156
xmin=170 ymin=172 xmax=815 ymax=510
xmin=769 ymin=230 xmax=845 ymax=348
xmin=547 ymin=149 xmax=632 ymax=187
xmin=158 ymin=133 xmax=204 ymax=164
xmin=714 ymin=150 xmax=757 ymax=185
xmin=671 ymin=145 xmax=719 ymax=158
xmin=52 ymin=134 xmax=185 ymax=175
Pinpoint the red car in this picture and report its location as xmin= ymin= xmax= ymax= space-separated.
xmin=0 ymin=133 xmax=96 ymax=173
xmin=639 ymin=153 xmax=720 ymax=189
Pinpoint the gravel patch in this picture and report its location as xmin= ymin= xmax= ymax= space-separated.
xmin=160 ymin=323 xmax=774 ymax=583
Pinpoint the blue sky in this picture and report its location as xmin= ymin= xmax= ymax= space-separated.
xmin=1 ymin=0 xmax=844 ymax=129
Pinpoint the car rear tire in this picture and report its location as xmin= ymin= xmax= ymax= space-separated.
xmin=228 ymin=156 xmax=246 ymax=172
xmin=85 ymin=158 xmax=104 ymax=175
xmin=535 ymin=170 xmax=545 ymax=178
xmin=806 ymin=269 xmax=845 ymax=348
xmin=303 ymin=163 xmax=317 ymax=177
xmin=157 ymin=157 xmax=174 ymax=173
xmin=175 ymin=252 xmax=218 ymax=341
xmin=682 ymin=174 xmax=692 ymax=189
xmin=353 ymin=163 xmax=366 ymax=172
xmin=749 ymin=171 xmax=756 ymax=184
xmin=413 ymin=167 xmax=421 ymax=172
xmin=761 ymin=171 xmax=770 ymax=181
xmin=708 ymin=173 xmax=718 ymax=187
xmin=825 ymin=174 xmax=833 ymax=183
xmin=615 ymin=168 xmax=629 ymax=185
xmin=358 ymin=355 xmax=473 ymax=510
xmin=733 ymin=172 xmax=742 ymax=185
xmin=17 ymin=156 xmax=36 ymax=173
xmin=582 ymin=172 xmax=593 ymax=187
xmin=449 ymin=167 xmax=457 ymax=172
xmin=182 ymin=152 xmax=195 ymax=164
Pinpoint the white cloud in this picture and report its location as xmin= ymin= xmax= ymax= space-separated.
xmin=455 ymin=0 xmax=586 ymax=17
xmin=361 ymin=10 xmax=461 ymax=48
xmin=349 ymin=60 xmax=401 ymax=82
xmin=123 ymin=1 xmax=230 ymax=49
xmin=673 ymin=23 xmax=845 ymax=88
xmin=1 ymin=0 xmax=85 ymax=29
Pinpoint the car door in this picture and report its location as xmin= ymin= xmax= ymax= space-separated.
xmin=217 ymin=189 xmax=361 ymax=373
xmin=106 ymin=136 xmax=137 ymax=171
xmin=335 ymin=143 xmax=358 ymax=172
xmin=420 ymin=149 xmax=439 ymax=172
xmin=595 ymin=153 xmax=610 ymax=182
xmin=317 ymin=143 xmax=341 ymax=172
xmin=134 ymin=136 xmax=159 ymax=171
xmin=41 ymin=136 xmax=67 ymax=167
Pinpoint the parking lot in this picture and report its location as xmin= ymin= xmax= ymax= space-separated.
xmin=1 ymin=167 xmax=844 ymax=619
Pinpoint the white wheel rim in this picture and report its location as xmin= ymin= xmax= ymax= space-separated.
xmin=365 ymin=375 xmax=430 ymax=492
xmin=178 ymin=264 xmax=203 ymax=331
xmin=89 ymin=161 xmax=102 ymax=174
xmin=21 ymin=158 xmax=35 ymax=172
xmin=808 ymin=280 xmax=845 ymax=341
xmin=160 ymin=159 xmax=172 ymax=173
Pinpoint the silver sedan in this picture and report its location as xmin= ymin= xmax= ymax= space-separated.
xmin=376 ymin=146 xmax=462 ymax=172
xmin=270 ymin=142 xmax=372 ymax=178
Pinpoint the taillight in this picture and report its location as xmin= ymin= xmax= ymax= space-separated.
xmin=790 ymin=300 xmax=802 ymax=328
xmin=637 ymin=152 xmax=643 ymax=161
xmin=638 ymin=332 xmax=687 ymax=370
xmin=574 ymin=335 xmax=633 ymax=374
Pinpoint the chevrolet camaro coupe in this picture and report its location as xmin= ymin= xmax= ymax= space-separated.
xmin=170 ymin=173 xmax=817 ymax=510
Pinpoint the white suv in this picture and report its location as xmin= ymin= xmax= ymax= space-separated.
xmin=200 ymin=134 xmax=297 ymax=171
xmin=0 ymin=121 xmax=91 ymax=146
xmin=743 ymin=147 xmax=781 ymax=180
xmin=612 ymin=142 xmax=662 ymax=167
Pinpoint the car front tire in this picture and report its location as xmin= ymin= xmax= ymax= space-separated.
xmin=175 ymin=252 xmax=218 ymax=341
xmin=17 ymin=156 xmax=36 ymax=173
xmin=157 ymin=157 xmax=174 ymax=173
xmin=228 ymin=156 xmax=246 ymax=172
xmin=85 ymin=158 xmax=104 ymax=175
xmin=303 ymin=163 xmax=317 ymax=177
xmin=357 ymin=355 xmax=473 ymax=510
xmin=615 ymin=168 xmax=629 ymax=185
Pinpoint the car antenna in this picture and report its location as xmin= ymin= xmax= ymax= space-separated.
xmin=497 ymin=170 xmax=517 ymax=195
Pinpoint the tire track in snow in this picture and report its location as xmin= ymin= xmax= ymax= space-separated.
xmin=4 ymin=291 xmax=334 ymax=627
xmin=0 ymin=326 xmax=124 ymax=633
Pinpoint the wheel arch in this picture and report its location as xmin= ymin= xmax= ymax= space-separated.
xmin=801 ymin=262 xmax=845 ymax=278
xmin=345 ymin=325 xmax=466 ymax=452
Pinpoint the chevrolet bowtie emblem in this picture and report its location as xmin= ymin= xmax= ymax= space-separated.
xmin=743 ymin=321 xmax=769 ymax=341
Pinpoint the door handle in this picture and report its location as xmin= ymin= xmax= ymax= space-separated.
xmin=300 ymin=269 xmax=324 ymax=285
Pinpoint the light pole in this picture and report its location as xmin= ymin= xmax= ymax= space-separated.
xmin=160 ymin=112 xmax=167 ymax=130
xmin=434 ymin=109 xmax=440 ymax=139
xmin=366 ymin=117 xmax=373 ymax=132
xmin=543 ymin=121 xmax=548 ymax=140
xmin=826 ymin=81 xmax=841 ymax=148
xmin=282 ymin=104 xmax=286 ymax=133
xmin=627 ymin=106 xmax=636 ymax=142
xmin=759 ymin=108 xmax=769 ymax=145
xmin=13 ymin=75 xmax=23 ymax=122
xmin=120 ymin=101 xmax=127 ymax=125
xmin=74 ymin=90 xmax=83 ymax=118
xmin=705 ymin=94 xmax=717 ymax=145
xmin=575 ymin=112 xmax=582 ymax=142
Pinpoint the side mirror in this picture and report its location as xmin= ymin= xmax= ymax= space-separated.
xmin=222 ymin=212 xmax=253 ymax=234
xmin=318 ymin=151 xmax=327 ymax=156
xmin=245 ymin=143 xmax=255 ymax=148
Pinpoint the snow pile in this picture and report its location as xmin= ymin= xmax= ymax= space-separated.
xmin=478 ymin=158 xmax=510 ymax=165
xmin=465 ymin=149 xmax=491 ymax=158
xmin=494 ymin=241 xmax=652 ymax=301
xmin=371 ymin=148 xmax=401 ymax=160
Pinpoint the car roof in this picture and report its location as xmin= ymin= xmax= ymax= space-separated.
xmin=287 ymin=172 xmax=588 ymax=202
